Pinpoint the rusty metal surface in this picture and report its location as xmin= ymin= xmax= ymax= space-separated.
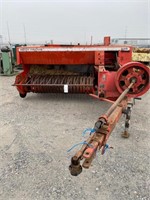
xmin=69 ymin=99 xmax=127 ymax=175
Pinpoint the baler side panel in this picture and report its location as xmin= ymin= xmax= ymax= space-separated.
xmin=118 ymin=50 xmax=132 ymax=66
xmin=19 ymin=52 xmax=95 ymax=65
xmin=16 ymin=47 xmax=22 ymax=65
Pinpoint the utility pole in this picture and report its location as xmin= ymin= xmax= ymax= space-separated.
xmin=90 ymin=35 xmax=93 ymax=45
xmin=0 ymin=35 xmax=2 ymax=49
xmin=7 ymin=21 xmax=11 ymax=44
xmin=23 ymin=23 xmax=27 ymax=44
xmin=124 ymin=26 xmax=128 ymax=44
xmin=125 ymin=26 xmax=128 ymax=38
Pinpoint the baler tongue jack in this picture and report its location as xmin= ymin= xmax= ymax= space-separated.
xmin=69 ymin=81 xmax=136 ymax=176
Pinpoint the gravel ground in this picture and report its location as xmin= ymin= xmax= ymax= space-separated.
xmin=0 ymin=76 xmax=149 ymax=200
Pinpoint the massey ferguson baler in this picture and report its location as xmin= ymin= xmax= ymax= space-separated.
xmin=14 ymin=36 xmax=149 ymax=176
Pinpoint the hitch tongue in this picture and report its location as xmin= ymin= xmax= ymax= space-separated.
xmin=69 ymin=156 xmax=82 ymax=176
xmin=69 ymin=82 xmax=136 ymax=176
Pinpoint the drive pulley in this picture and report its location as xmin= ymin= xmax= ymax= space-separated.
xmin=115 ymin=62 xmax=149 ymax=97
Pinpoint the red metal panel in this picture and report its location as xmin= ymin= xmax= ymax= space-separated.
xmin=98 ymin=69 xmax=120 ymax=99
xmin=95 ymin=51 xmax=105 ymax=65
xmin=16 ymin=44 xmax=132 ymax=65
xmin=104 ymin=36 xmax=110 ymax=46
xmin=19 ymin=51 xmax=95 ymax=65
xmin=16 ymin=47 xmax=21 ymax=65
xmin=118 ymin=50 xmax=132 ymax=66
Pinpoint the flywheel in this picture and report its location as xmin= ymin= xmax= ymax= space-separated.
xmin=115 ymin=62 xmax=149 ymax=97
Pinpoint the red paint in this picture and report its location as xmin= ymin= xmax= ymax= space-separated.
xmin=14 ymin=36 xmax=149 ymax=100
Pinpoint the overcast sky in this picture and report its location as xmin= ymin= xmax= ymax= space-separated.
xmin=0 ymin=0 xmax=149 ymax=44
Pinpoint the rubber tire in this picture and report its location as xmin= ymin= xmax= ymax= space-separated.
xmin=19 ymin=93 xmax=27 ymax=98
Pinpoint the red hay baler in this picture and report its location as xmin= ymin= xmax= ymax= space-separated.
xmin=13 ymin=36 xmax=150 ymax=175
